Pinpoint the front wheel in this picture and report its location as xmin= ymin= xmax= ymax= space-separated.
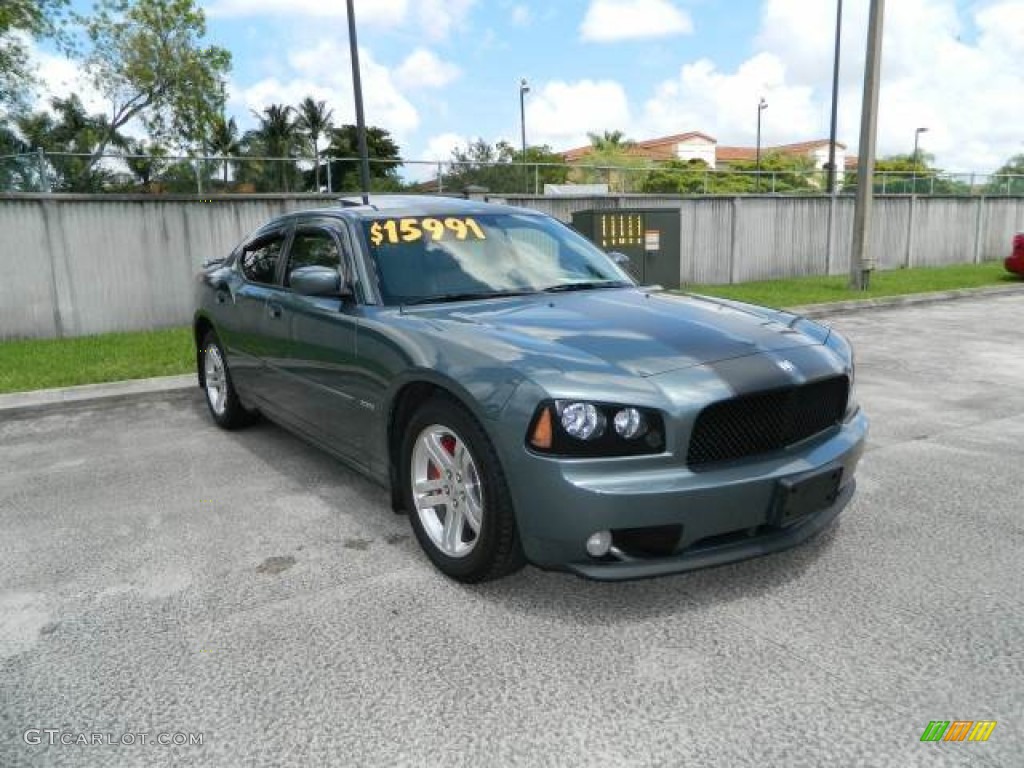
xmin=401 ymin=396 xmax=525 ymax=583
xmin=200 ymin=331 xmax=256 ymax=430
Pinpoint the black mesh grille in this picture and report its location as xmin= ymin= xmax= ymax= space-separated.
xmin=687 ymin=376 xmax=849 ymax=468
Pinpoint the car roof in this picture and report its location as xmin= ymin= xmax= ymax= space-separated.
xmin=277 ymin=195 xmax=541 ymax=224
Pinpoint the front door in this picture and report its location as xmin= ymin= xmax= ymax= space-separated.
xmin=274 ymin=225 xmax=365 ymax=464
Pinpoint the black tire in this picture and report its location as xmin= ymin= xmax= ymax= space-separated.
xmin=401 ymin=395 xmax=525 ymax=583
xmin=199 ymin=331 xmax=257 ymax=430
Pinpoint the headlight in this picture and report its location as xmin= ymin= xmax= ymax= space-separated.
xmin=528 ymin=400 xmax=665 ymax=457
xmin=845 ymin=358 xmax=858 ymax=419
xmin=826 ymin=329 xmax=858 ymax=419
xmin=560 ymin=402 xmax=605 ymax=440
xmin=613 ymin=407 xmax=646 ymax=439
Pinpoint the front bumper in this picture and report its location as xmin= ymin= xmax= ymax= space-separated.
xmin=498 ymin=409 xmax=868 ymax=580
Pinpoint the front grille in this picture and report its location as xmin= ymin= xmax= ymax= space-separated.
xmin=687 ymin=375 xmax=849 ymax=468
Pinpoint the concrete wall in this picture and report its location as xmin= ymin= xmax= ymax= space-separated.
xmin=0 ymin=194 xmax=336 ymax=340
xmin=497 ymin=193 xmax=1024 ymax=282
xmin=1 ymin=193 xmax=1022 ymax=340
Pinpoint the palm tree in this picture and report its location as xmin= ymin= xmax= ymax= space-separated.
xmin=587 ymin=130 xmax=634 ymax=151
xmin=296 ymin=97 xmax=334 ymax=191
xmin=249 ymin=104 xmax=299 ymax=191
xmin=206 ymin=114 xmax=241 ymax=186
xmin=580 ymin=130 xmax=645 ymax=193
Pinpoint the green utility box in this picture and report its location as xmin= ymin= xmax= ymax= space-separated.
xmin=571 ymin=208 xmax=681 ymax=288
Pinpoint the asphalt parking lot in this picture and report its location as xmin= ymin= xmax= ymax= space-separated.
xmin=2 ymin=294 xmax=1022 ymax=767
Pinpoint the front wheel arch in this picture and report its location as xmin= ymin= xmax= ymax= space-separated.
xmin=194 ymin=315 xmax=215 ymax=388
xmin=386 ymin=380 xmax=477 ymax=512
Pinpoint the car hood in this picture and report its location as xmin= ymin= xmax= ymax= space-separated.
xmin=405 ymin=288 xmax=827 ymax=377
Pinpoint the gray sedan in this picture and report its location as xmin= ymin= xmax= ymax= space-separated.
xmin=193 ymin=195 xmax=867 ymax=582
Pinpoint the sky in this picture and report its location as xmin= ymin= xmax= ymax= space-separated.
xmin=31 ymin=0 xmax=1024 ymax=175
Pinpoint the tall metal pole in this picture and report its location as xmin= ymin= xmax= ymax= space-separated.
xmin=345 ymin=0 xmax=372 ymax=204
xmin=824 ymin=0 xmax=843 ymax=277
xmin=755 ymin=97 xmax=767 ymax=192
xmin=826 ymin=0 xmax=843 ymax=195
xmin=519 ymin=78 xmax=529 ymax=194
xmin=849 ymin=0 xmax=885 ymax=290
xmin=912 ymin=126 xmax=927 ymax=194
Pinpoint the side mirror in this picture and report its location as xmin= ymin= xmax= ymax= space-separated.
xmin=608 ymin=251 xmax=638 ymax=279
xmin=290 ymin=265 xmax=350 ymax=298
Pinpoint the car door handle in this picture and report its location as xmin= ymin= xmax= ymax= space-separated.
xmin=267 ymin=302 xmax=283 ymax=319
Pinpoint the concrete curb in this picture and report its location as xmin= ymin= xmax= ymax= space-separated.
xmin=0 ymin=374 xmax=196 ymax=416
xmin=788 ymin=282 xmax=1024 ymax=319
xmin=2 ymin=282 xmax=1022 ymax=414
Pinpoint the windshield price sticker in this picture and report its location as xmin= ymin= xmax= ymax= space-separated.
xmin=369 ymin=217 xmax=487 ymax=247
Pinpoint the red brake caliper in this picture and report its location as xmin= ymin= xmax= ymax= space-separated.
xmin=427 ymin=435 xmax=457 ymax=482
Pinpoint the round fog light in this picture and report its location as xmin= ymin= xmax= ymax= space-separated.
xmin=613 ymin=407 xmax=646 ymax=439
xmin=586 ymin=530 xmax=612 ymax=558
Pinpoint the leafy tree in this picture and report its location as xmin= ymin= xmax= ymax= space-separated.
xmin=985 ymin=154 xmax=1024 ymax=196
xmin=641 ymin=158 xmax=710 ymax=194
xmin=296 ymin=96 xmax=333 ymax=191
xmin=0 ymin=0 xmax=69 ymax=111
xmin=206 ymin=113 xmax=240 ymax=187
xmin=441 ymin=138 xmax=517 ymax=192
xmin=0 ymin=120 xmax=37 ymax=190
xmin=16 ymin=94 xmax=128 ymax=190
xmin=518 ymin=144 xmax=570 ymax=192
xmin=77 ymin=0 xmax=231 ymax=169
xmin=123 ymin=138 xmax=167 ymax=189
xmin=438 ymin=139 xmax=567 ymax=194
xmin=844 ymin=153 xmax=971 ymax=195
xmin=720 ymin=152 xmax=818 ymax=194
xmin=323 ymin=124 xmax=402 ymax=193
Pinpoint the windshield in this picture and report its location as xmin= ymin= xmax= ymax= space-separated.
xmin=363 ymin=212 xmax=633 ymax=305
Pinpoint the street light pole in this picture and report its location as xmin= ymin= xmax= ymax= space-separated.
xmin=849 ymin=0 xmax=886 ymax=290
xmin=519 ymin=78 xmax=530 ymax=194
xmin=345 ymin=0 xmax=372 ymax=204
xmin=755 ymin=97 xmax=767 ymax=192
xmin=912 ymin=126 xmax=928 ymax=193
xmin=826 ymin=0 xmax=843 ymax=195
xmin=825 ymin=0 xmax=844 ymax=277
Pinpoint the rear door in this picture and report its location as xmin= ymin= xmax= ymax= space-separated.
xmin=224 ymin=227 xmax=291 ymax=401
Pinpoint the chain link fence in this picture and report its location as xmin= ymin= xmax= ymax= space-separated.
xmin=2 ymin=151 xmax=1022 ymax=197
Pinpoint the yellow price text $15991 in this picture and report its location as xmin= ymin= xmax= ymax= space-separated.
xmin=368 ymin=217 xmax=487 ymax=247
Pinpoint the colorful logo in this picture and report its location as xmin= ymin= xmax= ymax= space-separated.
xmin=920 ymin=721 xmax=997 ymax=742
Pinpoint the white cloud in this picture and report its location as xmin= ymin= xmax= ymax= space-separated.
xmin=511 ymin=4 xmax=532 ymax=26
xmin=208 ymin=0 xmax=408 ymax=25
xmin=636 ymin=0 xmax=1024 ymax=172
xmin=580 ymin=0 xmax=694 ymax=42
xmin=643 ymin=53 xmax=817 ymax=146
xmin=425 ymin=132 xmax=468 ymax=160
xmin=412 ymin=0 xmax=476 ymax=42
xmin=395 ymin=48 xmax=461 ymax=90
xmin=525 ymin=79 xmax=633 ymax=149
xmin=23 ymin=41 xmax=150 ymax=141
xmin=232 ymin=41 xmax=419 ymax=145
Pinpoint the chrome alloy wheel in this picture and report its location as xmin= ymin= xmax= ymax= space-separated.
xmin=411 ymin=424 xmax=484 ymax=558
xmin=204 ymin=345 xmax=228 ymax=417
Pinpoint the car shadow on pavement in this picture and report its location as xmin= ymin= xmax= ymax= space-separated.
xmin=473 ymin=521 xmax=842 ymax=625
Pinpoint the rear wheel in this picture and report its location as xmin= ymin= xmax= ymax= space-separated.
xmin=401 ymin=396 xmax=524 ymax=582
xmin=200 ymin=331 xmax=256 ymax=429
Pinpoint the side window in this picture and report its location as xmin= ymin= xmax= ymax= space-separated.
xmin=285 ymin=230 xmax=341 ymax=286
xmin=239 ymin=235 xmax=286 ymax=284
